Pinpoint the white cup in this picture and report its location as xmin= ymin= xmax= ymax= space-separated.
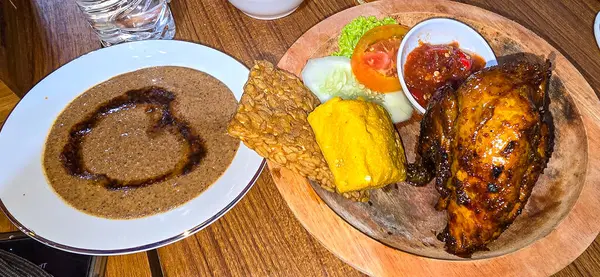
xmin=397 ymin=18 xmax=497 ymax=113
xmin=228 ymin=0 xmax=304 ymax=20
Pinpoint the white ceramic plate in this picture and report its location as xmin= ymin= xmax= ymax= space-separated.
xmin=0 ymin=40 xmax=265 ymax=255
xmin=397 ymin=18 xmax=497 ymax=113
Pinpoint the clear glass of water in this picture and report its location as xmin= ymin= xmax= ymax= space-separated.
xmin=75 ymin=0 xmax=176 ymax=47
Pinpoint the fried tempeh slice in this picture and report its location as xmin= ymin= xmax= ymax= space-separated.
xmin=228 ymin=60 xmax=369 ymax=201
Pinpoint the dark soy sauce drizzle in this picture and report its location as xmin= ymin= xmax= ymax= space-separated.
xmin=60 ymin=86 xmax=206 ymax=190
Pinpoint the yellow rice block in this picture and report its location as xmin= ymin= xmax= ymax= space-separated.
xmin=307 ymin=97 xmax=407 ymax=193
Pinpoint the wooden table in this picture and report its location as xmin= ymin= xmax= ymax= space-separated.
xmin=1 ymin=0 xmax=599 ymax=276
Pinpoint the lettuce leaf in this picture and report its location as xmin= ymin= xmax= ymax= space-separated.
xmin=332 ymin=16 xmax=398 ymax=58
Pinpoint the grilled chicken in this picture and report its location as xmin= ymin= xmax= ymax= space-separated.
xmin=408 ymin=61 xmax=553 ymax=257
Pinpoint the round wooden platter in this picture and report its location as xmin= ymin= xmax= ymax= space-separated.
xmin=269 ymin=0 xmax=600 ymax=276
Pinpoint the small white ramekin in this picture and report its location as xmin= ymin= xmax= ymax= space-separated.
xmin=228 ymin=0 xmax=304 ymax=20
xmin=397 ymin=18 xmax=497 ymax=113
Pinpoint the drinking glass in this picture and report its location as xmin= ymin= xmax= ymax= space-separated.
xmin=74 ymin=0 xmax=176 ymax=46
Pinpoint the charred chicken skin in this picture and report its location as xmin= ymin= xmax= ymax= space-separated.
xmin=408 ymin=61 xmax=553 ymax=257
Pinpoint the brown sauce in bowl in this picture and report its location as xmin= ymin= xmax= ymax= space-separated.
xmin=60 ymin=86 xmax=206 ymax=190
xmin=43 ymin=66 xmax=240 ymax=219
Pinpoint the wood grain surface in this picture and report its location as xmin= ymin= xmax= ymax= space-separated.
xmin=0 ymin=0 xmax=599 ymax=276
xmin=274 ymin=1 xmax=600 ymax=275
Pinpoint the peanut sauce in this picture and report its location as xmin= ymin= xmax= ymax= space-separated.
xmin=43 ymin=67 xmax=239 ymax=219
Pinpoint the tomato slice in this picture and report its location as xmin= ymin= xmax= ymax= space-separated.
xmin=351 ymin=24 xmax=409 ymax=93
xmin=362 ymin=51 xmax=391 ymax=70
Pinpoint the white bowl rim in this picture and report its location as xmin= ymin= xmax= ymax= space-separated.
xmin=0 ymin=40 xmax=266 ymax=255
xmin=397 ymin=17 xmax=498 ymax=113
xmin=0 ymin=161 xmax=266 ymax=255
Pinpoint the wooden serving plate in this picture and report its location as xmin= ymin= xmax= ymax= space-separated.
xmin=272 ymin=0 xmax=600 ymax=275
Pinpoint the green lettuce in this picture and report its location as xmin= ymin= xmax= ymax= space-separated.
xmin=333 ymin=16 xmax=398 ymax=58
